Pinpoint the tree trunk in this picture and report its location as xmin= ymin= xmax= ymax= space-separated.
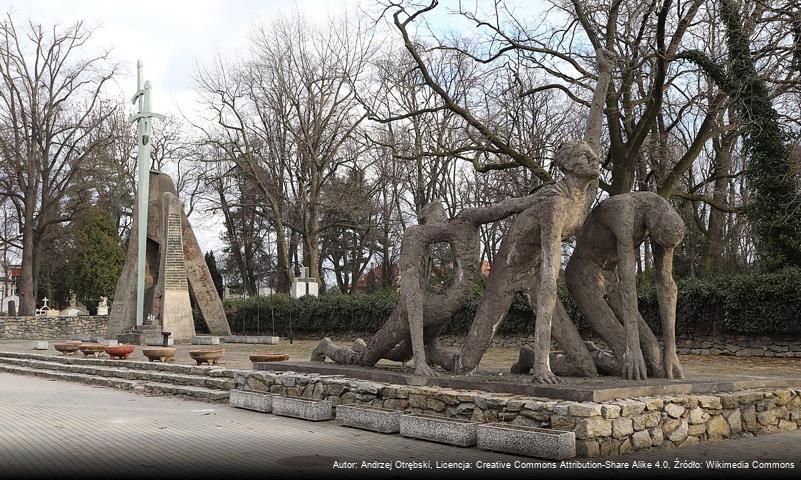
xmin=18 ymin=219 xmax=36 ymax=315
xmin=701 ymin=132 xmax=733 ymax=274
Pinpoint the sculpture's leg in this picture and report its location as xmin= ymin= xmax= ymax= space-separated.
xmin=310 ymin=337 xmax=360 ymax=364
xmin=566 ymin=263 xmax=630 ymax=363
xmin=458 ymin=285 xmax=515 ymax=374
xmin=359 ymin=305 xmax=411 ymax=366
xmin=606 ymin=285 xmax=664 ymax=377
xmin=535 ymin=291 xmax=598 ymax=378
xmin=427 ymin=340 xmax=460 ymax=372
xmin=654 ymin=244 xmax=683 ymax=379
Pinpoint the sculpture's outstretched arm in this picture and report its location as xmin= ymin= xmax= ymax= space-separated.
xmin=582 ymin=48 xmax=615 ymax=212
xmin=615 ymin=234 xmax=648 ymax=380
xmin=531 ymin=216 xmax=563 ymax=384
xmin=584 ymin=48 xmax=614 ymax=154
xmin=456 ymin=194 xmax=540 ymax=225
xmin=653 ymin=244 xmax=683 ymax=379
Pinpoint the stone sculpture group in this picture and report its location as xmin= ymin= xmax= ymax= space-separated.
xmin=312 ymin=48 xmax=687 ymax=384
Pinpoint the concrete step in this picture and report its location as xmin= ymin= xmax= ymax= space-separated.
xmin=0 ymin=356 xmax=235 ymax=390
xmin=0 ymin=351 xmax=238 ymax=378
xmin=0 ymin=363 xmax=229 ymax=403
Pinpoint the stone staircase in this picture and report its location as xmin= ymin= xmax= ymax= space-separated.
xmin=0 ymin=351 xmax=237 ymax=403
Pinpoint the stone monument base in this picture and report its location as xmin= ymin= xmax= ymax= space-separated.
xmin=253 ymin=361 xmax=801 ymax=402
xmin=117 ymin=324 xmax=163 ymax=346
xmin=237 ymin=366 xmax=801 ymax=459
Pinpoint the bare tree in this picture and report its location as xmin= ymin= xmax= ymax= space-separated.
xmin=0 ymin=15 xmax=117 ymax=314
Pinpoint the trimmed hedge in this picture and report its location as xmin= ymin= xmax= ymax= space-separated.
xmin=221 ymin=268 xmax=801 ymax=337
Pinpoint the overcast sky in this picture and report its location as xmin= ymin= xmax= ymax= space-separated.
xmin=0 ymin=0 xmax=540 ymax=258
xmin=1 ymin=0 xmax=375 ymax=255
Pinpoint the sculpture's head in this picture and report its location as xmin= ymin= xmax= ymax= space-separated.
xmin=419 ymin=201 xmax=447 ymax=225
xmin=553 ymin=140 xmax=599 ymax=180
xmin=646 ymin=207 xmax=686 ymax=248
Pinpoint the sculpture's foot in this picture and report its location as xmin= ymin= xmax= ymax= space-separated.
xmin=311 ymin=337 xmax=333 ymax=362
xmin=414 ymin=363 xmax=439 ymax=377
xmin=622 ymin=345 xmax=648 ymax=380
xmin=531 ymin=366 xmax=560 ymax=384
xmin=663 ymin=352 xmax=684 ymax=380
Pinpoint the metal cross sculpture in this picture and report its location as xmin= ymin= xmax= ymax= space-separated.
xmin=129 ymin=60 xmax=165 ymax=326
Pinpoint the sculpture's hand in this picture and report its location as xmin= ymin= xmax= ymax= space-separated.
xmin=414 ymin=362 xmax=439 ymax=377
xmin=531 ymin=366 xmax=560 ymax=384
xmin=622 ymin=344 xmax=648 ymax=380
xmin=663 ymin=351 xmax=684 ymax=380
xmin=351 ymin=338 xmax=367 ymax=354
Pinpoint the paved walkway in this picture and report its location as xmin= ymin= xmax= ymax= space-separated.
xmin=0 ymin=373 xmax=799 ymax=479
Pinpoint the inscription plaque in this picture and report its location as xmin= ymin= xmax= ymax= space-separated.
xmin=164 ymin=212 xmax=188 ymax=290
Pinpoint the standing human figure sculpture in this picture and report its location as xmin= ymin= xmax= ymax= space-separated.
xmin=311 ymin=196 xmax=546 ymax=375
xmin=565 ymin=191 xmax=685 ymax=380
xmin=430 ymin=49 xmax=615 ymax=383
xmin=433 ymin=140 xmax=601 ymax=383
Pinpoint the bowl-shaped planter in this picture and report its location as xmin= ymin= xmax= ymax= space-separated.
xmin=189 ymin=348 xmax=224 ymax=366
xmin=78 ymin=343 xmax=106 ymax=358
xmin=336 ymin=404 xmax=404 ymax=434
xmin=104 ymin=344 xmax=136 ymax=360
xmin=249 ymin=353 xmax=289 ymax=363
xmin=399 ymin=414 xmax=478 ymax=447
xmin=142 ymin=346 xmax=177 ymax=363
xmin=54 ymin=341 xmax=81 ymax=355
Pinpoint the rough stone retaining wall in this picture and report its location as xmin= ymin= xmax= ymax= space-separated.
xmin=237 ymin=370 xmax=801 ymax=457
xmin=0 ymin=316 xmax=108 ymax=339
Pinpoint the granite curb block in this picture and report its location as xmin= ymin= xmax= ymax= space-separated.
xmin=335 ymin=404 xmax=403 ymax=433
xmin=272 ymin=395 xmax=332 ymax=421
xmin=399 ymin=413 xmax=478 ymax=447
xmin=229 ymin=389 xmax=273 ymax=412
xmin=223 ymin=335 xmax=279 ymax=345
xmin=192 ymin=336 xmax=221 ymax=345
xmin=477 ymin=423 xmax=576 ymax=460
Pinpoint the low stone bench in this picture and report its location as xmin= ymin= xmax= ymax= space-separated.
xmin=399 ymin=414 xmax=478 ymax=447
xmin=229 ymin=389 xmax=273 ymax=413
xmin=31 ymin=341 xmax=48 ymax=350
xmin=477 ymin=423 xmax=575 ymax=460
xmin=335 ymin=404 xmax=403 ymax=434
xmin=192 ymin=336 xmax=221 ymax=345
xmin=272 ymin=396 xmax=332 ymax=421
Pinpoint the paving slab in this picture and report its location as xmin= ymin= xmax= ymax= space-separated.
xmin=2 ymin=373 xmax=801 ymax=478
